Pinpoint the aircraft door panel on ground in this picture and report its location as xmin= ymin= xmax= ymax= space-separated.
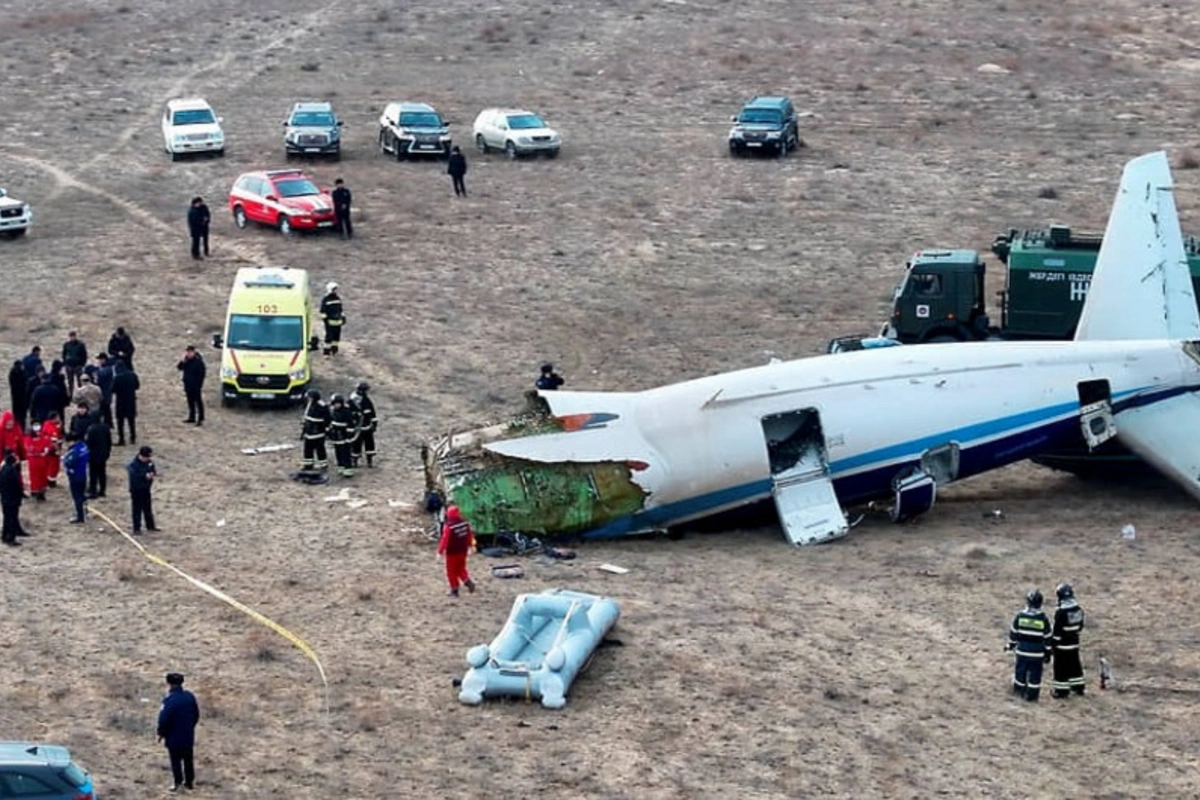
xmin=761 ymin=409 xmax=849 ymax=545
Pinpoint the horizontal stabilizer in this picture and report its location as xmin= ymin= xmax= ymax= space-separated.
xmin=1115 ymin=393 xmax=1200 ymax=502
xmin=1075 ymin=151 xmax=1200 ymax=342
xmin=485 ymin=425 xmax=656 ymax=466
xmin=538 ymin=390 xmax=639 ymax=418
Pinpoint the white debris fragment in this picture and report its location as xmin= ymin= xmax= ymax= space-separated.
xmin=241 ymin=442 xmax=298 ymax=455
xmin=388 ymin=499 xmax=415 ymax=509
xmin=1121 ymin=523 xmax=1137 ymax=541
xmin=597 ymin=563 xmax=629 ymax=575
xmin=216 ymin=518 xmax=226 ymax=527
xmin=977 ymin=63 xmax=1010 ymax=74
xmin=346 ymin=499 xmax=369 ymax=510
xmin=324 ymin=488 xmax=352 ymax=503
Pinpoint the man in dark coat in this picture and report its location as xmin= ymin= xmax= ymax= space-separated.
xmin=536 ymin=362 xmax=565 ymax=391
xmin=112 ymin=359 xmax=140 ymax=446
xmin=349 ymin=382 xmax=377 ymax=467
xmin=85 ymin=417 xmax=112 ymax=498
xmin=187 ymin=197 xmax=211 ymax=260
xmin=61 ymin=330 xmax=88 ymax=392
xmin=176 ymin=346 xmax=206 ymax=426
xmin=29 ymin=374 xmax=63 ymax=424
xmin=319 ymin=282 xmax=345 ymax=356
xmin=157 ymin=672 xmax=200 ymax=792
xmin=108 ymin=327 xmax=136 ymax=368
xmin=62 ymin=433 xmax=89 ymax=524
xmin=91 ymin=352 xmax=115 ymax=429
xmin=127 ymin=445 xmax=158 ymax=533
xmin=49 ymin=360 xmax=70 ymax=423
xmin=332 ymin=178 xmax=352 ymax=239
xmin=8 ymin=360 xmax=28 ymax=429
xmin=67 ymin=401 xmax=98 ymax=443
xmin=0 ymin=449 xmax=25 ymax=546
xmin=448 ymin=145 xmax=468 ymax=197
xmin=21 ymin=345 xmax=43 ymax=383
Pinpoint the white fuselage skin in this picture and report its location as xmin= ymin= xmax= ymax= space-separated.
xmin=523 ymin=339 xmax=1197 ymax=530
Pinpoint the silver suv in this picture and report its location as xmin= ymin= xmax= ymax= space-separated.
xmin=283 ymin=101 xmax=343 ymax=160
xmin=0 ymin=741 xmax=97 ymax=799
xmin=377 ymin=102 xmax=451 ymax=160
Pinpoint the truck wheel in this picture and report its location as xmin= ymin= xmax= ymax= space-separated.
xmin=476 ymin=134 xmax=488 ymax=154
xmin=233 ymin=206 xmax=248 ymax=229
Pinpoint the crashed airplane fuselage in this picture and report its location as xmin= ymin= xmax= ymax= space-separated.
xmin=424 ymin=151 xmax=1200 ymax=545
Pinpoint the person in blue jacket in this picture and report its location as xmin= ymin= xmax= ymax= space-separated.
xmin=62 ymin=433 xmax=89 ymax=524
xmin=157 ymin=672 xmax=201 ymax=792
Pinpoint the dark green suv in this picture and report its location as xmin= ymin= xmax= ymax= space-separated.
xmin=0 ymin=742 xmax=96 ymax=799
xmin=728 ymin=96 xmax=800 ymax=157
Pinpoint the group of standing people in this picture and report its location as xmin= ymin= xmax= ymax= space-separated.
xmin=0 ymin=327 xmax=161 ymax=545
xmin=299 ymin=382 xmax=377 ymax=478
xmin=1007 ymin=583 xmax=1087 ymax=701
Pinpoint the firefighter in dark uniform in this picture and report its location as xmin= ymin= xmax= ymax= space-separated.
xmin=300 ymin=389 xmax=330 ymax=472
xmin=327 ymin=394 xmax=356 ymax=478
xmin=1051 ymin=583 xmax=1086 ymax=697
xmin=536 ymin=362 xmax=565 ymax=391
xmin=350 ymin=382 xmax=377 ymax=468
xmin=320 ymin=282 xmax=344 ymax=356
xmin=332 ymin=178 xmax=352 ymax=239
xmin=1007 ymin=589 xmax=1053 ymax=702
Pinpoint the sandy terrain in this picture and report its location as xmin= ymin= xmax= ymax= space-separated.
xmin=2 ymin=0 xmax=1200 ymax=797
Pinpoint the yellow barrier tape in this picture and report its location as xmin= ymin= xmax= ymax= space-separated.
xmin=88 ymin=507 xmax=329 ymax=712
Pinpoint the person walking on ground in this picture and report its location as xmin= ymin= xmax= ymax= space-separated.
xmin=108 ymin=326 xmax=136 ymax=369
xmin=85 ymin=416 xmax=111 ymax=499
xmin=63 ymin=434 xmax=89 ymax=524
xmin=113 ymin=359 xmax=140 ymax=445
xmin=332 ymin=178 xmax=353 ymax=239
xmin=157 ymin=672 xmax=200 ymax=793
xmin=127 ymin=445 xmax=158 ymax=533
xmin=187 ymin=197 xmax=211 ymax=260
xmin=448 ymin=145 xmax=468 ymax=197
xmin=67 ymin=400 xmax=97 ymax=444
xmin=24 ymin=419 xmax=53 ymax=502
xmin=72 ymin=372 xmax=102 ymax=416
xmin=49 ymin=360 xmax=69 ymax=423
xmin=29 ymin=373 xmax=62 ymax=425
xmin=300 ymin=389 xmax=330 ymax=473
xmin=21 ymin=345 xmax=44 ymax=384
xmin=536 ymin=362 xmax=565 ymax=391
xmin=1051 ymin=583 xmax=1087 ymax=698
xmin=1006 ymin=588 xmax=1053 ymax=702
xmin=177 ymin=345 xmax=206 ymax=426
xmin=0 ymin=411 xmax=25 ymax=465
xmin=349 ymin=382 xmax=377 ymax=468
xmin=327 ymin=394 xmax=356 ymax=478
xmin=41 ymin=411 xmax=63 ymax=488
xmin=9 ymin=360 xmax=28 ymax=430
xmin=0 ymin=450 xmax=26 ymax=546
xmin=89 ymin=353 xmax=115 ymax=429
xmin=61 ymin=330 xmax=88 ymax=393
xmin=320 ymin=282 xmax=345 ymax=356
xmin=437 ymin=505 xmax=476 ymax=597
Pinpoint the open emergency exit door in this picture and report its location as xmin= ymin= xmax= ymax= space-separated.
xmin=761 ymin=410 xmax=849 ymax=546
xmin=1078 ymin=379 xmax=1117 ymax=449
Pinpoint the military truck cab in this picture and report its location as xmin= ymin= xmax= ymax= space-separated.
xmin=212 ymin=267 xmax=320 ymax=406
xmin=884 ymin=250 xmax=988 ymax=343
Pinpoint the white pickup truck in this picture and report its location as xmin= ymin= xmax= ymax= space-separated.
xmin=0 ymin=187 xmax=32 ymax=238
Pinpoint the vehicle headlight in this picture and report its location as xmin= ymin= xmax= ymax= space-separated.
xmin=518 ymin=136 xmax=531 ymax=145
xmin=765 ymin=131 xmax=781 ymax=138
xmin=211 ymin=132 xmax=224 ymax=141
xmin=173 ymin=133 xmax=186 ymax=141
xmin=730 ymin=129 xmax=744 ymax=139
xmin=288 ymin=367 xmax=307 ymax=381
xmin=221 ymin=366 xmax=238 ymax=379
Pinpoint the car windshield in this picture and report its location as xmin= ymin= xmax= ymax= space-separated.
xmin=172 ymin=108 xmax=215 ymax=125
xmin=506 ymin=113 xmax=546 ymax=130
xmin=228 ymin=314 xmax=304 ymax=351
xmin=739 ymin=109 xmax=782 ymax=125
xmin=399 ymin=112 xmax=443 ymax=128
xmin=291 ymin=112 xmax=335 ymax=126
xmin=273 ymin=178 xmax=319 ymax=198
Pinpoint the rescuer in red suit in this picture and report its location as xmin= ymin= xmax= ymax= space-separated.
xmin=437 ymin=505 xmax=477 ymax=598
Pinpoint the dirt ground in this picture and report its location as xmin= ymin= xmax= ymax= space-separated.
xmin=2 ymin=0 xmax=1200 ymax=797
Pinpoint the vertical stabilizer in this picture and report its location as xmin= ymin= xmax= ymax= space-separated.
xmin=1074 ymin=151 xmax=1200 ymax=341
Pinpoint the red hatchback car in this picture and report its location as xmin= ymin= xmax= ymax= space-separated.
xmin=228 ymin=169 xmax=337 ymax=235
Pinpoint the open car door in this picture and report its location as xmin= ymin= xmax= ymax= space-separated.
xmin=762 ymin=410 xmax=849 ymax=545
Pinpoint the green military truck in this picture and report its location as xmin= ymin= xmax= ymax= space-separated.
xmin=880 ymin=224 xmax=1200 ymax=344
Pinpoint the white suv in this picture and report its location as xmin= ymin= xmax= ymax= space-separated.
xmin=162 ymin=97 xmax=225 ymax=160
xmin=0 ymin=187 xmax=32 ymax=238
xmin=472 ymin=108 xmax=561 ymax=159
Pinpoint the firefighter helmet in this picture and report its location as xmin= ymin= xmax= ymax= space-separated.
xmin=331 ymin=393 xmax=345 ymax=405
xmin=1055 ymin=583 xmax=1074 ymax=602
xmin=356 ymin=381 xmax=370 ymax=393
xmin=1026 ymin=589 xmax=1044 ymax=609
xmin=306 ymin=389 xmax=321 ymax=400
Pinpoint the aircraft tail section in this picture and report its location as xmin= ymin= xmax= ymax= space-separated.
xmin=1074 ymin=151 xmax=1200 ymax=342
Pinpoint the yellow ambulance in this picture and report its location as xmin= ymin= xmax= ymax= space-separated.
xmin=213 ymin=267 xmax=318 ymax=405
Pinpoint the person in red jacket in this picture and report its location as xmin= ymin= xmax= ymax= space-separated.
xmin=437 ymin=505 xmax=477 ymax=597
xmin=25 ymin=420 xmax=54 ymax=501
xmin=42 ymin=412 xmax=63 ymax=486
xmin=0 ymin=411 xmax=26 ymax=463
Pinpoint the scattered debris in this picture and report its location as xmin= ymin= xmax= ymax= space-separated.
xmin=215 ymin=518 xmax=226 ymax=527
xmin=324 ymin=488 xmax=352 ymax=503
xmin=290 ymin=471 xmax=329 ymax=485
xmin=977 ymin=63 xmax=1011 ymax=74
xmin=242 ymin=442 xmax=297 ymax=455
xmin=597 ymin=563 xmax=629 ymax=575
xmin=1121 ymin=523 xmax=1137 ymax=541
xmin=983 ymin=509 xmax=1004 ymax=521
xmin=1099 ymin=654 xmax=1113 ymax=689
xmin=490 ymin=564 xmax=525 ymax=579
xmin=346 ymin=499 xmax=368 ymax=510
xmin=388 ymin=499 xmax=415 ymax=509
